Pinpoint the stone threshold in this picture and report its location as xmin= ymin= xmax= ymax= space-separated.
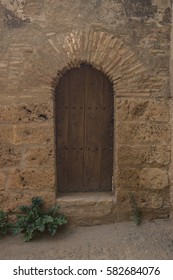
xmin=56 ymin=192 xmax=116 ymax=225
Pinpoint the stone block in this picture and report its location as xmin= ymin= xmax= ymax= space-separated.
xmin=155 ymin=0 xmax=171 ymax=9
xmin=14 ymin=123 xmax=54 ymax=145
xmin=117 ymin=189 xmax=168 ymax=210
xmin=57 ymin=193 xmax=116 ymax=225
xmin=116 ymin=168 xmax=140 ymax=189
xmin=0 ymin=102 xmax=53 ymax=123
xmin=118 ymin=145 xmax=170 ymax=166
xmin=24 ymin=146 xmax=55 ymax=167
xmin=117 ymin=122 xmax=170 ymax=144
xmin=0 ymin=191 xmax=8 ymax=204
xmin=137 ymin=191 xmax=169 ymax=210
xmin=7 ymin=168 xmax=55 ymax=192
xmin=0 ymin=172 xmax=5 ymax=191
xmin=0 ymin=191 xmax=21 ymax=210
xmin=116 ymin=98 xmax=169 ymax=122
xmin=116 ymin=167 xmax=169 ymax=190
xmin=0 ymin=191 xmax=56 ymax=212
xmin=0 ymin=192 xmax=32 ymax=212
xmin=0 ymin=144 xmax=22 ymax=168
xmin=139 ymin=168 xmax=169 ymax=190
xmin=0 ymin=125 xmax=14 ymax=144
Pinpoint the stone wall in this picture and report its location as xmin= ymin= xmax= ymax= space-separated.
xmin=169 ymin=1 xmax=173 ymax=218
xmin=0 ymin=0 xmax=172 ymax=222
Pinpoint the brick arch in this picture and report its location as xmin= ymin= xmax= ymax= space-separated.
xmin=29 ymin=30 xmax=161 ymax=96
xmin=50 ymin=30 xmax=158 ymax=96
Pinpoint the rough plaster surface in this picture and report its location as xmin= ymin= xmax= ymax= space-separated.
xmin=0 ymin=0 xmax=172 ymax=223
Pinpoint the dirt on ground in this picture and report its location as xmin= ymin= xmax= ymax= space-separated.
xmin=0 ymin=219 xmax=173 ymax=260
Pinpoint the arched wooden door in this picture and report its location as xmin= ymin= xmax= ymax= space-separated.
xmin=55 ymin=64 xmax=114 ymax=192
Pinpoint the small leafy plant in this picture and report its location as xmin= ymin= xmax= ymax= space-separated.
xmin=0 ymin=210 xmax=12 ymax=236
xmin=13 ymin=197 xmax=67 ymax=241
xmin=129 ymin=193 xmax=142 ymax=226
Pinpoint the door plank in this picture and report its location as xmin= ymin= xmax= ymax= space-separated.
xmin=84 ymin=66 xmax=103 ymax=191
xmin=68 ymin=68 xmax=85 ymax=191
xmin=100 ymin=76 xmax=114 ymax=190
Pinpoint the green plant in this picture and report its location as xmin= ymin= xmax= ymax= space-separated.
xmin=129 ymin=193 xmax=142 ymax=226
xmin=13 ymin=197 xmax=67 ymax=242
xmin=0 ymin=210 xmax=12 ymax=236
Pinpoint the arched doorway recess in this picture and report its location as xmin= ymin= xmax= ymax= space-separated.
xmin=55 ymin=64 xmax=114 ymax=192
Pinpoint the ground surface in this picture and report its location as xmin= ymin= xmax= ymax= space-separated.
xmin=0 ymin=219 xmax=173 ymax=260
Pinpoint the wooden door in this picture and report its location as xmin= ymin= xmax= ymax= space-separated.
xmin=55 ymin=64 xmax=114 ymax=192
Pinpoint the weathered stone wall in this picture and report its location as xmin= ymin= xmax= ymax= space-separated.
xmin=0 ymin=0 xmax=172 ymax=222
xmin=169 ymin=1 xmax=173 ymax=218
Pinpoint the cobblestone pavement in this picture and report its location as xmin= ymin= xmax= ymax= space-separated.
xmin=0 ymin=219 xmax=173 ymax=260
